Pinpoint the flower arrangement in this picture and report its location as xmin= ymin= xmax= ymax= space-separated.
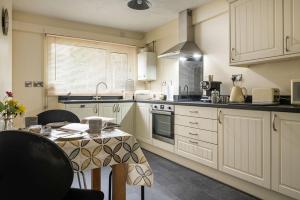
xmin=0 ymin=91 xmax=26 ymax=130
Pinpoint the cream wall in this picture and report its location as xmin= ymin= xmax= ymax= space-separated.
xmin=147 ymin=0 xmax=300 ymax=95
xmin=0 ymin=0 xmax=12 ymax=99
xmin=12 ymin=11 xmax=145 ymax=126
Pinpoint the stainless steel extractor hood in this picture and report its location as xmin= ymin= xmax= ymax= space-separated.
xmin=158 ymin=9 xmax=203 ymax=60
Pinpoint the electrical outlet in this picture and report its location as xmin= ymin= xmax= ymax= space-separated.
xmin=33 ymin=81 xmax=44 ymax=87
xmin=25 ymin=81 xmax=33 ymax=87
xmin=232 ymin=74 xmax=243 ymax=82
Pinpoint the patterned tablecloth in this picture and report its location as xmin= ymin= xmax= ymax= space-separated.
xmin=52 ymin=129 xmax=153 ymax=187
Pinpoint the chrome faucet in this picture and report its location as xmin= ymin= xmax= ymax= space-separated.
xmin=95 ymin=81 xmax=108 ymax=100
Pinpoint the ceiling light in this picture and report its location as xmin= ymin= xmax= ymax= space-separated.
xmin=128 ymin=0 xmax=151 ymax=10
xmin=180 ymin=57 xmax=187 ymax=62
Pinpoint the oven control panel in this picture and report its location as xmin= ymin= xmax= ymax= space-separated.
xmin=152 ymin=104 xmax=174 ymax=112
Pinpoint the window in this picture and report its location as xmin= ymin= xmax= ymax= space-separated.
xmin=45 ymin=35 xmax=136 ymax=96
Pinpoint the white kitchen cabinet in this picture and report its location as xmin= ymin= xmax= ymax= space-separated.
xmin=284 ymin=0 xmax=300 ymax=55
xmin=99 ymin=103 xmax=134 ymax=134
xmin=65 ymin=103 xmax=98 ymax=120
xmin=119 ymin=103 xmax=135 ymax=134
xmin=99 ymin=103 xmax=117 ymax=123
xmin=272 ymin=112 xmax=300 ymax=199
xmin=137 ymin=52 xmax=156 ymax=81
xmin=229 ymin=0 xmax=283 ymax=64
xmin=135 ymin=103 xmax=152 ymax=144
xmin=218 ymin=109 xmax=271 ymax=188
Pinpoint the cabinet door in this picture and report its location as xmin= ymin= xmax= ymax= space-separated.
xmin=119 ymin=103 xmax=134 ymax=134
xmin=218 ymin=109 xmax=271 ymax=188
xmin=65 ymin=104 xmax=98 ymax=120
xmin=284 ymin=0 xmax=300 ymax=54
xmin=272 ymin=112 xmax=300 ymax=199
xmin=230 ymin=0 xmax=283 ymax=63
xmin=135 ymin=103 xmax=152 ymax=144
xmin=99 ymin=103 xmax=117 ymax=123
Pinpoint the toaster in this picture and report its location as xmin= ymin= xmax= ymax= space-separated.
xmin=252 ymin=88 xmax=280 ymax=104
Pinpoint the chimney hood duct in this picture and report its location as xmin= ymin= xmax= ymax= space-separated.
xmin=158 ymin=9 xmax=203 ymax=60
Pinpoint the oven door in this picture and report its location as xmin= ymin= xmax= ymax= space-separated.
xmin=152 ymin=110 xmax=174 ymax=144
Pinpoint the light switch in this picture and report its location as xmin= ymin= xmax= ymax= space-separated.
xmin=33 ymin=81 xmax=44 ymax=87
xmin=25 ymin=81 xmax=33 ymax=87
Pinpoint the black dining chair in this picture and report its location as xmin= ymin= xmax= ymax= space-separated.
xmin=37 ymin=109 xmax=80 ymax=125
xmin=37 ymin=109 xmax=87 ymax=188
xmin=0 ymin=130 xmax=104 ymax=200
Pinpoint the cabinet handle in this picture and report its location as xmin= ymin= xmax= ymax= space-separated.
xmin=231 ymin=48 xmax=235 ymax=60
xmin=80 ymin=105 xmax=85 ymax=108
xmin=189 ymin=122 xmax=198 ymax=125
xmin=188 ymin=132 xmax=198 ymax=136
xmin=189 ymin=140 xmax=198 ymax=145
xmin=117 ymin=104 xmax=120 ymax=112
xmin=94 ymin=105 xmax=98 ymax=114
xmin=113 ymin=104 xmax=116 ymax=112
xmin=273 ymin=114 xmax=278 ymax=132
xmin=286 ymin=36 xmax=290 ymax=52
xmin=218 ymin=110 xmax=222 ymax=124
xmin=189 ymin=110 xmax=199 ymax=114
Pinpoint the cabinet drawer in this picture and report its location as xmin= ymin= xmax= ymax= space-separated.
xmin=175 ymin=125 xmax=217 ymax=144
xmin=176 ymin=135 xmax=218 ymax=169
xmin=175 ymin=115 xmax=217 ymax=132
xmin=175 ymin=106 xmax=217 ymax=119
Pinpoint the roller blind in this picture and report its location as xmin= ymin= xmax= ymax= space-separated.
xmin=45 ymin=35 xmax=136 ymax=96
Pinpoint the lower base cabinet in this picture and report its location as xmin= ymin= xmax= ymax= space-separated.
xmin=272 ymin=112 xmax=300 ymax=199
xmin=135 ymin=103 xmax=152 ymax=144
xmin=176 ymin=135 xmax=218 ymax=169
xmin=218 ymin=109 xmax=271 ymax=189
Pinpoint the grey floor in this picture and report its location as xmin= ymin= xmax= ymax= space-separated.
xmin=72 ymin=150 xmax=259 ymax=200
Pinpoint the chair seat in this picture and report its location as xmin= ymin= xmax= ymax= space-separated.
xmin=63 ymin=188 xmax=104 ymax=200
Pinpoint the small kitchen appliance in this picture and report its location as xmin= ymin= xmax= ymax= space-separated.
xmin=229 ymin=86 xmax=247 ymax=103
xmin=200 ymin=81 xmax=222 ymax=102
xmin=151 ymin=104 xmax=174 ymax=145
xmin=252 ymin=88 xmax=280 ymax=104
xmin=291 ymin=79 xmax=300 ymax=105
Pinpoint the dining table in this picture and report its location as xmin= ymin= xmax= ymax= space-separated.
xmin=47 ymin=127 xmax=154 ymax=200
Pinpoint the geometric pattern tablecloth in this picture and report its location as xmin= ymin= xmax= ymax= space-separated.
xmin=53 ymin=130 xmax=153 ymax=187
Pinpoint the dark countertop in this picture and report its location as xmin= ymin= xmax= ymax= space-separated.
xmin=59 ymin=98 xmax=300 ymax=113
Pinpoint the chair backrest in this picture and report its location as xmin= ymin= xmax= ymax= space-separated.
xmin=0 ymin=131 xmax=74 ymax=200
xmin=37 ymin=109 xmax=80 ymax=125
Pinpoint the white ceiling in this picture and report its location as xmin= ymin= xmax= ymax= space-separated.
xmin=12 ymin=0 xmax=211 ymax=32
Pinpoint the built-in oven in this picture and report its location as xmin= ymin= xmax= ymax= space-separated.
xmin=151 ymin=104 xmax=175 ymax=145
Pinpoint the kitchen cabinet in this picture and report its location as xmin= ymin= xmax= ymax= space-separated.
xmin=218 ymin=109 xmax=271 ymax=188
xmin=65 ymin=103 xmax=98 ymax=120
xmin=284 ymin=0 xmax=300 ymax=55
xmin=135 ymin=103 xmax=152 ymax=144
xmin=229 ymin=0 xmax=283 ymax=64
xmin=175 ymin=106 xmax=218 ymax=169
xmin=137 ymin=52 xmax=157 ymax=81
xmin=99 ymin=103 xmax=134 ymax=134
xmin=271 ymin=112 xmax=300 ymax=199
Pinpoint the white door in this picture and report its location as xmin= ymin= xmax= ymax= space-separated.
xmin=119 ymin=103 xmax=134 ymax=134
xmin=284 ymin=0 xmax=300 ymax=54
xmin=99 ymin=103 xmax=117 ymax=123
xmin=218 ymin=109 xmax=271 ymax=188
xmin=230 ymin=0 xmax=283 ymax=63
xmin=272 ymin=112 xmax=300 ymax=199
xmin=135 ymin=103 xmax=152 ymax=144
xmin=65 ymin=103 xmax=98 ymax=120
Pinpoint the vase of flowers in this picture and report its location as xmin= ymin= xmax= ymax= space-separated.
xmin=0 ymin=91 xmax=26 ymax=131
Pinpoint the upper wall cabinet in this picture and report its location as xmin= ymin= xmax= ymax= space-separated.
xmin=229 ymin=0 xmax=300 ymax=66
xmin=229 ymin=0 xmax=284 ymax=65
xmin=284 ymin=0 xmax=300 ymax=55
xmin=138 ymin=52 xmax=157 ymax=81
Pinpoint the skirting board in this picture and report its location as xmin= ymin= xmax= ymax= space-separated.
xmin=140 ymin=141 xmax=294 ymax=200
